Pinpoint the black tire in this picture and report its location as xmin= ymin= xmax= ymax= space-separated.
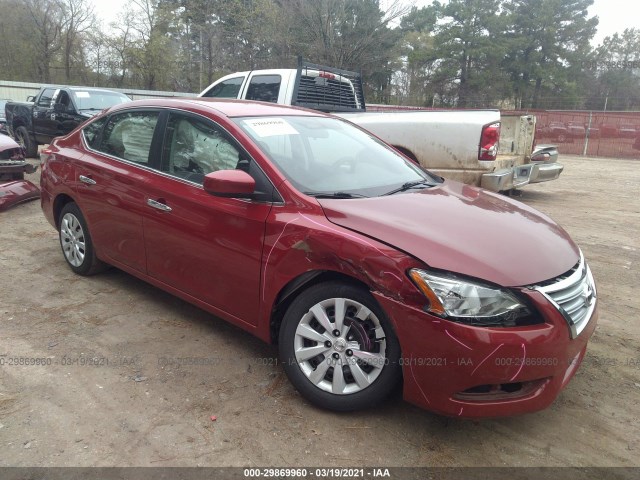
xmin=14 ymin=126 xmax=38 ymax=158
xmin=279 ymin=282 xmax=401 ymax=411
xmin=58 ymin=202 xmax=106 ymax=276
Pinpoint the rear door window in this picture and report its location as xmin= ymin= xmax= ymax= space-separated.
xmin=96 ymin=111 xmax=160 ymax=165
xmin=245 ymin=75 xmax=281 ymax=103
xmin=82 ymin=117 xmax=108 ymax=149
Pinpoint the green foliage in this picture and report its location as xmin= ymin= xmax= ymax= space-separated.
xmin=0 ymin=0 xmax=637 ymax=111
xmin=0 ymin=1 xmax=39 ymax=82
xmin=433 ymin=0 xmax=511 ymax=108
xmin=586 ymin=28 xmax=640 ymax=110
xmin=501 ymin=0 xmax=598 ymax=109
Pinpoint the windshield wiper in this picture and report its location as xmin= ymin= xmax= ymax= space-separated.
xmin=383 ymin=179 xmax=434 ymax=196
xmin=303 ymin=191 xmax=368 ymax=199
xmin=78 ymin=108 xmax=101 ymax=111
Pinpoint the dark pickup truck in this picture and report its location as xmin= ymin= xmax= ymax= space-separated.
xmin=5 ymin=86 xmax=131 ymax=157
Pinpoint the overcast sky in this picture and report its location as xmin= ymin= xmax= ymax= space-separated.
xmin=92 ymin=0 xmax=634 ymax=47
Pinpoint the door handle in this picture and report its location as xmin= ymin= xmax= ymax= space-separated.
xmin=79 ymin=175 xmax=96 ymax=185
xmin=147 ymin=198 xmax=172 ymax=212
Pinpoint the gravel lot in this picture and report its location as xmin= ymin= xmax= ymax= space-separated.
xmin=0 ymin=155 xmax=638 ymax=467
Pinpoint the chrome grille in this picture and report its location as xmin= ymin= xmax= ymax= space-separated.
xmin=534 ymin=253 xmax=596 ymax=339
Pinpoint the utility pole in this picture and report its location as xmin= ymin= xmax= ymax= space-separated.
xmin=199 ymin=27 xmax=204 ymax=93
xmin=583 ymin=111 xmax=592 ymax=156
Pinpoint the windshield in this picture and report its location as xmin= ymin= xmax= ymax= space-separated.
xmin=71 ymin=90 xmax=131 ymax=111
xmin=234 ymin=116 xmax=438 ymax=197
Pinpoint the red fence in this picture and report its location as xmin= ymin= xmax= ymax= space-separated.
xmin=369 ymin=104 xmax=640 ymax=159
xmin=506 ymin=110 xmax=640 ymax=159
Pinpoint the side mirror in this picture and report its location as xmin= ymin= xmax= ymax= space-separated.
xmin=26 ymin=96 xmax=35 ymax=102
xmin=203 ymin=170 xmax=255 ymax=199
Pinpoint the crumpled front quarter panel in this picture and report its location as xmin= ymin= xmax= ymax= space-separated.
xmin=257 ymin=205 xmax=425 ymax=341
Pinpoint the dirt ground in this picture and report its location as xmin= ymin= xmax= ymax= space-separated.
xmin=0 ymin=155 xmax=638 ymax=468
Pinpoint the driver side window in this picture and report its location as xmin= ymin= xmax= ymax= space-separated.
xmin=37 ymin=88 xmax=56 ymax=107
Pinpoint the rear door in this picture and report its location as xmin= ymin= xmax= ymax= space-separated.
xmin=141 ymin=110 xmax=276 ymax=325
xmin=76 ymin=109 xmax=163 ymax=273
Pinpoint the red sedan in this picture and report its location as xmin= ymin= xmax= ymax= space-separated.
xmin=40 ymin=98 xmax=597 ymax=417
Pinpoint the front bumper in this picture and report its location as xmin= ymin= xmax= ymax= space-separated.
xmin=0 ymin=180 xmax=40 ymax=211
xmin=374 ymin=290 xmax=597 ymax=418
xmin=0 ymin=160 xmax=40 ymax=211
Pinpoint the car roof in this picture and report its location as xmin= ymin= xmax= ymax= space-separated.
xmin=67 ymin=87 xmax=128 ymax=95
xmin=107 ymin=97 xmax=326 ymax=119
xmin=39 ymin=86 xmax=124 ymax=94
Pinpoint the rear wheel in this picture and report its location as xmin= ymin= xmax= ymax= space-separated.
xmin=14 ymin=126 xmax=38 ymax=158
xmin=58 ymin=203 xmax=105 ymax=275
xmin=279 ymin=282 xmax=401 ymax=411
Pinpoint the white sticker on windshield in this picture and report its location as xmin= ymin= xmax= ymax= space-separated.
xmin=243 ymin=118 xmax=299 ymax=137
xmin=75 ymin=91 xmax=91 ymax=98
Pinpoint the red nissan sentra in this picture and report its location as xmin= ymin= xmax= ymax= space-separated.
xmin=40 ymin=98 xmax=597 ymax=417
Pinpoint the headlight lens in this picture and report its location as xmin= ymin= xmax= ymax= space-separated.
xmin=409 ymin=269 xmax=536 ymax=326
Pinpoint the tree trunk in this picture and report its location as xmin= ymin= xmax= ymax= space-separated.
xmin=532 ymin=76 xmax=542 ymax=108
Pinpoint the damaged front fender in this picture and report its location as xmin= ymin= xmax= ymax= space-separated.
xmin=257 ymin=210 xmax=426 ymax=342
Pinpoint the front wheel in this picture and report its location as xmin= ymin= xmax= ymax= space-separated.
xmin=14 ymin=126 xmax=38 ymax=158
xmin=279 ymin=282 xmax=401 ymax=411
xmin=58 ymin=203 xmax=106 ymax=275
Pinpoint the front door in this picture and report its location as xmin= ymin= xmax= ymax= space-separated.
xmin=142 ymin=111 xmax=274 ymax=325
xmin=33 ymin=87 xmax=57 ymax=143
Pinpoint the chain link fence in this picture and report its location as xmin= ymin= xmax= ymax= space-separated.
xmin=521 ymin=110 xmax=640 ymax=158
xmin=369 ymin=104 xmax=640 ymax=159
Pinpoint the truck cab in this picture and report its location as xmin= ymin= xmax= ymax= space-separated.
xmin=6 ymin=87 xmax=131 ymax=157
xmin=200 ymin=64 xmax=365 ymax=113
xmin=198 ymin=60 xmax=563 ymax=192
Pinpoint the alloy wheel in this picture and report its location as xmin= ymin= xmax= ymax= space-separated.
xmin=60 ymin=212 xmax=86 ymax=267
xmin=293 ymin=297 xmax=387 ymax=395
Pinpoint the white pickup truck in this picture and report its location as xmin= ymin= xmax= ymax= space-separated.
xmin=198 ymin=60 xmax=563 ymax=191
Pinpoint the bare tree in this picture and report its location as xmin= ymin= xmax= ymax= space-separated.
xmin=107 ymin=7 xmax=137 ymax=87
xmin=287 ymin=0 xmax=409 ymax=68
xmin=25 ymin=0 xmax=64 ymax=83
xmin=59 ymin=0 xmax=95 ymax=82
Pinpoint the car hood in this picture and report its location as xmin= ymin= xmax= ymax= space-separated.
xmin=0 ymin=134 xmax=21 ymax=152
xmin=318 ymin=181 xmax=579 ymax=287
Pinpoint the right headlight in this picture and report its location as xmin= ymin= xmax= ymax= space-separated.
xmin=408 ymin=269 xmax=538 ymax=327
